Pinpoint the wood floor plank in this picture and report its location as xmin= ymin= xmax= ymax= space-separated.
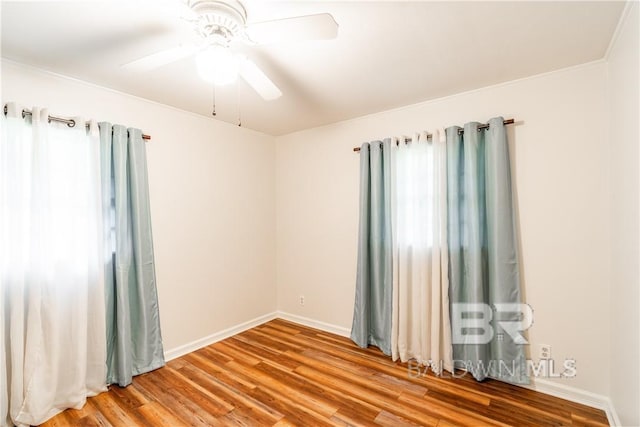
xmin=107 ymin=383 xmax=150 ymax=411
xmin=287 ymin=349 xmax=404 ymax=399
xmin=177 ymin=363 xmax=284 ymax=425
xmin=88 ymin=390 xmax=144 ymax=427
xmin=183 ymin=350 xmax=257 ymax=395
xmin=39 ymin=319 xmax=610 ymax=426
xmin=153 ymin=366 xmax=234 ymax=418
xmin=135 ymin=401 xmax=188 ymax=427
xmin=134 ymin=373 xmax=215 ymax=426
xmin=224 ymin=360 xmax=340 ymax=419
xmin=78 ymin=401 xmax=114 ymax=427
xmin=246 ymin=386 xmax=338 ymax=427
xmin=374 ymin=410 xmax=425 ymax=427
xmin=255 ymin=360 xmax=382 ymax=425
xmin=258 ymin=321 xmax=303 ymax=336
xmin=226 ymin=336 xmax=299 ymax=372
xmin=54 ymin=398 xmax=98 ymax=424
xmin=400 ymin=390 xmax=509 ymax=427
xmin=293 ymin=364 xmax=440 ymax=426
xmin=244 ymin=327 xmax=306 ymax=352
xmin=211 ymin=341 xmax=262 ymax=365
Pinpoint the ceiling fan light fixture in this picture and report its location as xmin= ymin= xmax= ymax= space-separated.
xmin=120 ymin=1 xmax=338 ymax=101
xmin=196 ymin=45 xmax=239 ymax=86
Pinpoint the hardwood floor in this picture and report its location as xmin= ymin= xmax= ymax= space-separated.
xmin=41 ymin=319 xmax=609 ymax=426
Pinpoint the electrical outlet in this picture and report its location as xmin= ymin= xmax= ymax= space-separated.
xmin=540 ymin=344 xmax=552 ymax=360
xmin=299 ymin=295 xmax=305 ymax=306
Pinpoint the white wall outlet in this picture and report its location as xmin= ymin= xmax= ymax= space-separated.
xmin=299 ymin=295 xmax=305 ymax=306
xmin=540 ymin=344 xmax=552 ymax=359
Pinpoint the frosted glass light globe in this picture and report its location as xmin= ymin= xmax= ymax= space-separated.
xmin=196 ymin=45 xmax=239 ymax=86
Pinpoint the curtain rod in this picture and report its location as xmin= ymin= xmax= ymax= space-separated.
xmin=352 ymin=118 xmax=515 ymax=152
xmin=3 ymin=105 xmax=151 ymax=141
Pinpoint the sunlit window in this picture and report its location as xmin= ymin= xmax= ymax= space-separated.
xmin=395 ymin=137 xmax=436 ymax=249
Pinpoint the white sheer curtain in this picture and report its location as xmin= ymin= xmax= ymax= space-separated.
xmin=391 ymin=129 xmax=453 ymax=375
xmin=0 ymin=104 xmax=107 ymax=427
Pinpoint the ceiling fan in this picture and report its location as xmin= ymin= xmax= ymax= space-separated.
xmin=121 ymin=0 xmax=339 ymax=101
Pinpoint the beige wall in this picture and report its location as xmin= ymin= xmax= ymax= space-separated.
xmin=607 ymin=3 xmax=640 ymax=425
xmin=275 ymin=62 xmax=612 ymax=397
xmin=0 ymin=60 xmax=278 ymax=353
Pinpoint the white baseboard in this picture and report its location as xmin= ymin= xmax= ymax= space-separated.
xmin=527 ymin=379 xmax=620 ymax=426
xmin=163 ymin=311 xmax=349 ymax=362
xmin=163 ymin=311 xmax=278 ymax=361
xmin=275 ymin=311 xmax=351 ymax=338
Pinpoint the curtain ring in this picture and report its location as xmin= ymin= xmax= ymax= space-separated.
xmin=67 ymin=120 xmax=76 ymax=128
xmin=21 ymin=109 xmax=26 ymax=119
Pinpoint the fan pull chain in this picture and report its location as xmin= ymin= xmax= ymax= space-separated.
xmin=211 ymin=84 xmax=217 ymax=117
xmin=237 ymin=80 xmax=242 ymax=127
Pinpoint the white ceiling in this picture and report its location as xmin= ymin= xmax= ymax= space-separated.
xmin=1 ymin=1 xmax=625 ymax=136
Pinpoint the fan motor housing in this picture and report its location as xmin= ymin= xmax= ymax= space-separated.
xmin=188 ymin=0 xmax=247 ymax=45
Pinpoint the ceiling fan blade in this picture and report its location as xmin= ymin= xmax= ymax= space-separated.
xmin=246 ymin=13 xmax=338 ymax=45
xmin=239 ymin=57 xmax=282 ymax=101
xmin=121 ymin=44 xmax=199 ymax=72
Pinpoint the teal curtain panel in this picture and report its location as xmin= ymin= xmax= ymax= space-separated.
xmin=350 ymin=139 xmax=394 ymax=356
xmin=447 ymin=117 xmax=528 ymax=385
xmin=99 ymin=123 xmax=165 ymax=387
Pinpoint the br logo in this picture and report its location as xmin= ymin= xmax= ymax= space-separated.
xmin=451 ymin=303 xmax=533 ymax=345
